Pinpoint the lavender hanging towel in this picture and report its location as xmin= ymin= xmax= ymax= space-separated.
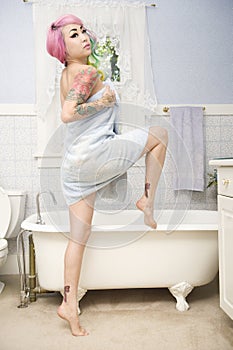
xmin=170 ymin=106 xmax=204 ymax=191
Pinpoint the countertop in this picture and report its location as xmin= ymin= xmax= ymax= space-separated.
xmin=209 ymin=158 xmax=233 ymax=167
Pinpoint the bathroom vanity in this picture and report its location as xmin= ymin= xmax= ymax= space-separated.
xmin=209 ymin=158 xmax=233 ymax=320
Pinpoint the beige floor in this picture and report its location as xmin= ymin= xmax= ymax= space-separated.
xmin=0 ymin=275 xmax=232 ymax=350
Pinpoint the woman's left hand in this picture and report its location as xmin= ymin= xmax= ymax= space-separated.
xmin=100 ymin=85 xmax=116 ymax=107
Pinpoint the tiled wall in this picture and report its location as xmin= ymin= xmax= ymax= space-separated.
xmin=0 ymin=116 xmax=39 ymax=216
xmin=1 ymin=114 xmax=233 ymax=254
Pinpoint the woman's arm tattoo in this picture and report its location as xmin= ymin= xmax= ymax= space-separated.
xmin=62 ymin=97 xmax=106 ymax=122
xmin=65 ymin=66 xmax=99 ymax=103
xmin=62 ymin=65 xmax=116 ymax=122
xmin=73 ymin=99 xmax=106 ymax=119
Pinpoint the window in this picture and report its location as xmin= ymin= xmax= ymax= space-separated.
xmin=96 ymin=36 xmax=120 ymax=82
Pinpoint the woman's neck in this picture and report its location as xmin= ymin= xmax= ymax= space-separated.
xmin=66 ymin=58 xmax=88 ymax=66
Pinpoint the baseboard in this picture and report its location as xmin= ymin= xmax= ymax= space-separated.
xmin=0 ymin=254 xmax=29 ymax=275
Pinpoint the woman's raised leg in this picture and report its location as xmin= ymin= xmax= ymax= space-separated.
xmin=136 ymin=126 xmax=168 ymax=228
xmin=57 ymin=192 xmax=96 ymax=336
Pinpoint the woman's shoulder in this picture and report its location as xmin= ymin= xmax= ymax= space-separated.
xmin=68 ymin=63 xmax=98 ymax=77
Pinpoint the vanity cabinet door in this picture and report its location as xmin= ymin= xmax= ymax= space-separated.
xmin=218 ymin=194 xmax=233 ymax=320
xmin=218 ymin=167 xmax=233 ymax=197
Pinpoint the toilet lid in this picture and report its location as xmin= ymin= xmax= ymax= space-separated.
xmin=0 ymin=188 xmax=11 ymax=238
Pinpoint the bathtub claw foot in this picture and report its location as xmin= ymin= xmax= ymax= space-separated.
xmin=77 ymin=287 xmax=87 ymax=315
xmin=169 ymin=282 xmax=194 ymax=312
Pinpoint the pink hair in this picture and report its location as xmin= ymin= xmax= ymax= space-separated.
xmin=46 ymin=14 xmax=97 ymax=64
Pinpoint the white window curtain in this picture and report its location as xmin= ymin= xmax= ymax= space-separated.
xmin=33 ymin=0 xmax=157 ymax=159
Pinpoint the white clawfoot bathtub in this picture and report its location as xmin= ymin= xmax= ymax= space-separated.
xmin=21 ymin=210 xmax=218 ymax=313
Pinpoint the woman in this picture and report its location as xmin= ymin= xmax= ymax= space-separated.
xmin=47 ymin=14 xmax=168 ymax=336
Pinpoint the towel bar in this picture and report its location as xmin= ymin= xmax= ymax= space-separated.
xmin=23 ymin=1 xmax=156 ymax=4
xmin=163 ymin=106 xmax=205 ymax=113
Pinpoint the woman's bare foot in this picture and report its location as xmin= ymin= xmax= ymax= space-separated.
xmin=136 ymin=195 xmax=157 ymax=229
xmin=57 ymin=302 xmax=89 ymax=336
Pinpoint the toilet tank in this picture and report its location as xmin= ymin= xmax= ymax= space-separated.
xmin=5 ymin=191 xmax=26 ymax=238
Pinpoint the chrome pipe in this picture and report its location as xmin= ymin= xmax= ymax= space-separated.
xmin=32 ymin=286 xmax=55 ymax=294
xmin=29 ymin=234 xmax=37 ymax=302
xmin=17 ymin=229 xmax=30 ymax=308
xmin=17 ymin=230 xmax=54 ymax=307
xmin=36 ymin=190 xmax=57 ymax=225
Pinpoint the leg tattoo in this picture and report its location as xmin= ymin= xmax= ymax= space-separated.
xmin=64 ymin=285 xmax=70 ymax=303
xmin=145 ymin=183 xmax=151 ymax=198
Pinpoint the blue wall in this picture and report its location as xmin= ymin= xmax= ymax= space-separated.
xmin=0 ymin=0 xmax=232 ymax=104
xmin=0 ymin=0 xmax=35 ymax=103
xmin=147 ymin=0 xmax=233 ymax=103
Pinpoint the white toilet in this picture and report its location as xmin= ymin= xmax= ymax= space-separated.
xmin=0 ymin=187 xmax=26 ymax=293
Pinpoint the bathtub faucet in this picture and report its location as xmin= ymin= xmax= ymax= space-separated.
xmin=36 ymin=191 xmax=57 ymax=225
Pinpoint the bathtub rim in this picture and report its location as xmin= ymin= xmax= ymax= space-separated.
xmin=21 ymin=209 xmax=218 ymax=233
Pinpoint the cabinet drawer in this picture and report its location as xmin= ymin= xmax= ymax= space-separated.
xmin=218 ymin=167 xmax=233 ymax=197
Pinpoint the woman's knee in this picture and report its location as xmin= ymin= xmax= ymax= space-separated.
xmin=149 ymin=126 xmax=168 ymax=146
xmin=69 ymin=196 xmax=95 ymax=244
xmin=70 ymin=222 xmax=91 ymax=244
